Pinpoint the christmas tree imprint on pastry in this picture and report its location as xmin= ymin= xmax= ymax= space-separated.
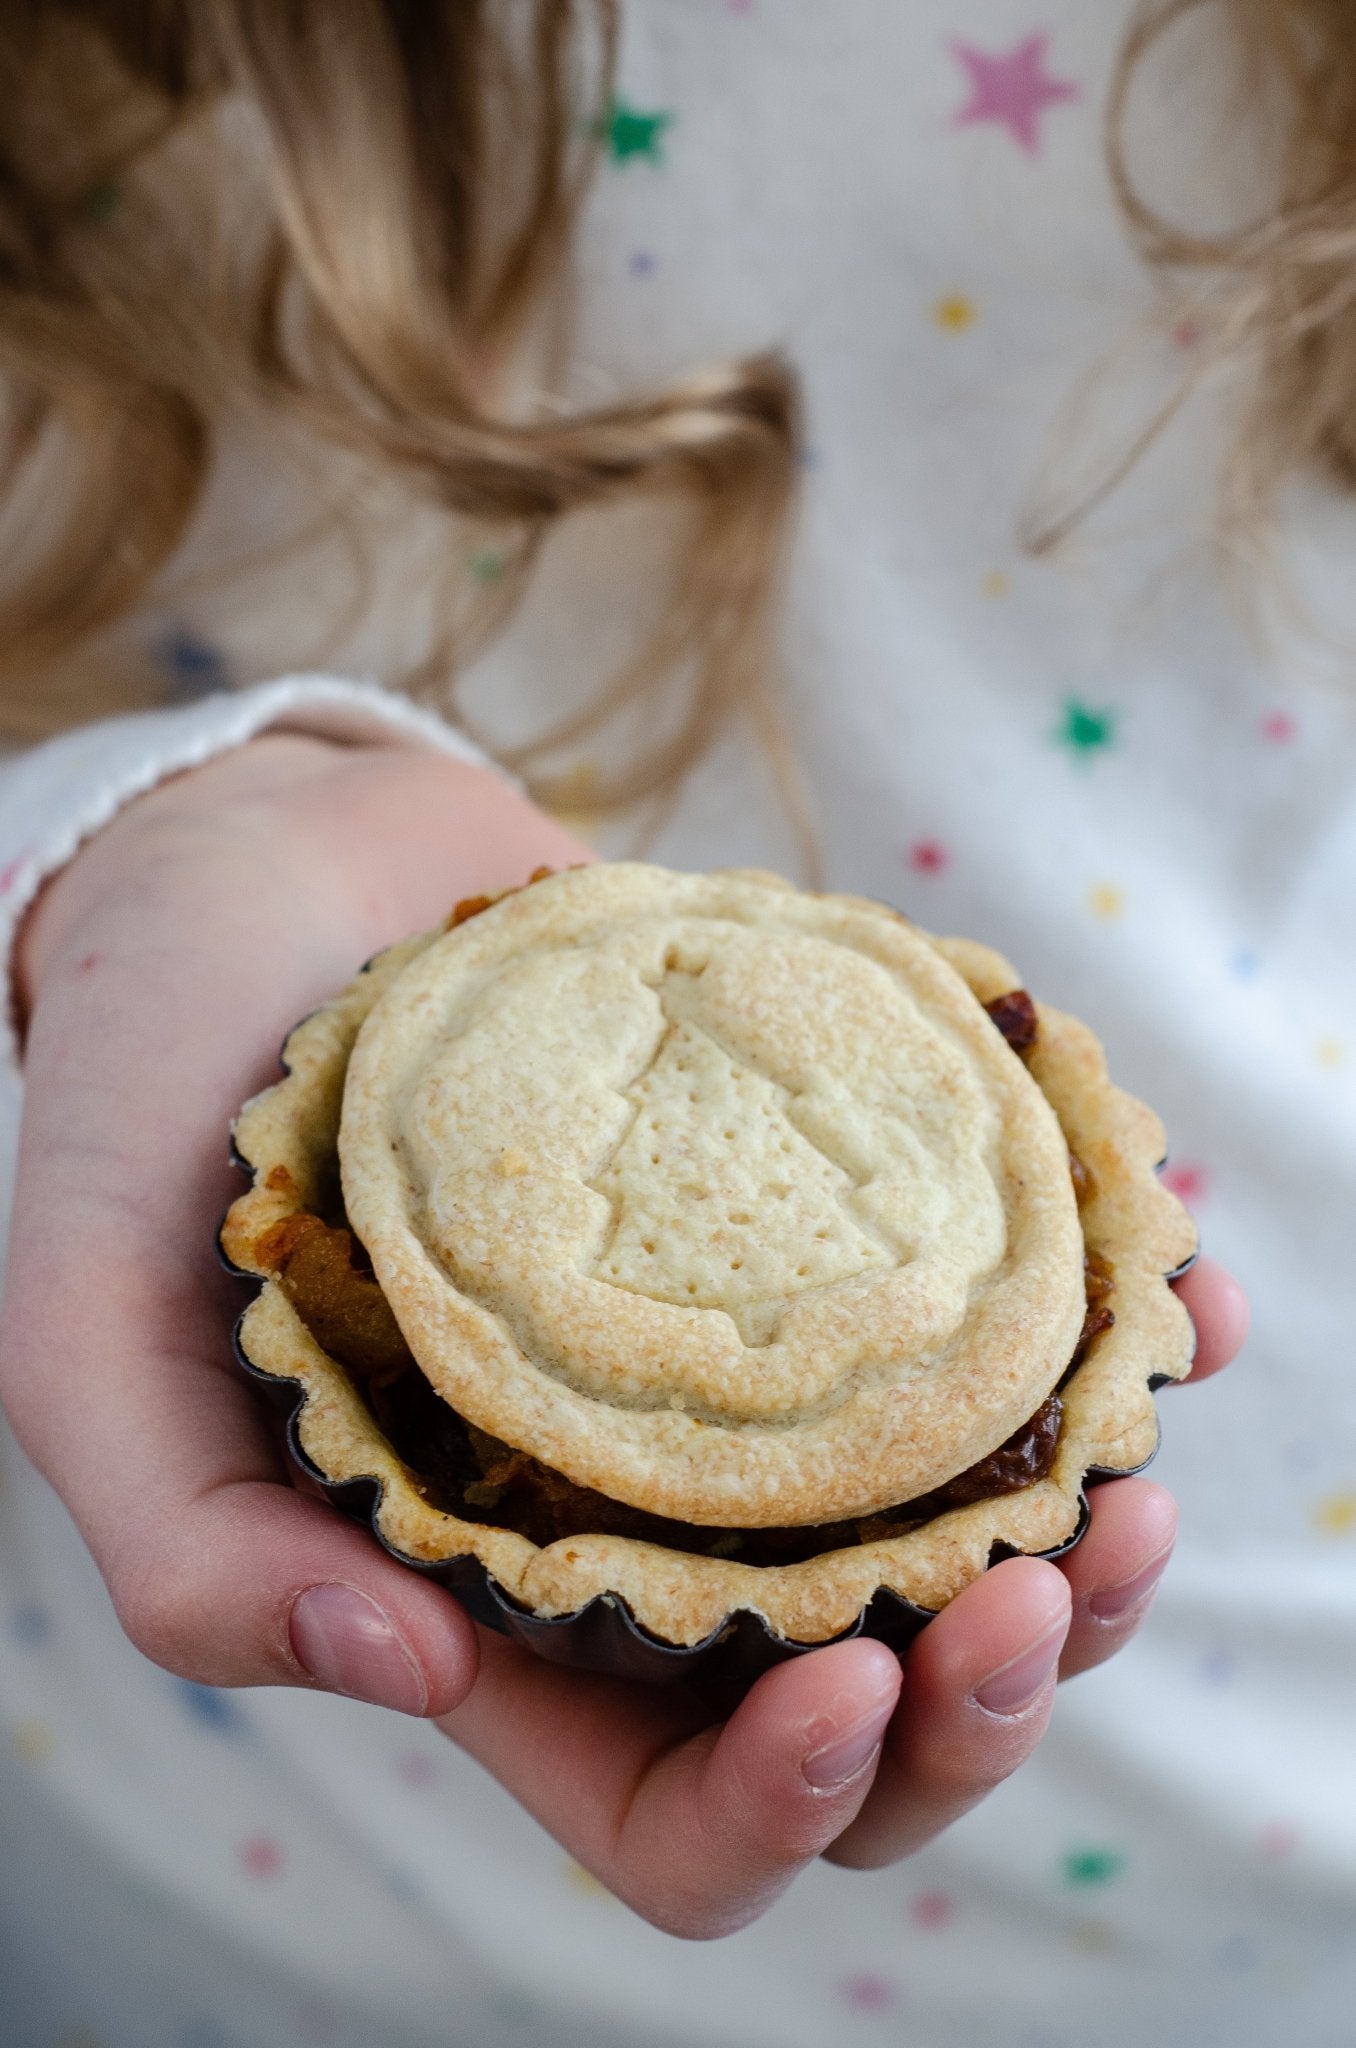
xmin=590 ymin=979 xmax=889 ymax=1347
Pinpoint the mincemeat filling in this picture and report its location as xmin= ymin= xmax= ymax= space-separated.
xmin=259 ymin=1235 xmax=1113 ymax=1565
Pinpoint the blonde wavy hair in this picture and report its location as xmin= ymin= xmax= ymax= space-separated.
xmin=1030 ymin=0 xmax=1356 ymax=564
xmin=0 ymin=1 xmax=1351 ymax=808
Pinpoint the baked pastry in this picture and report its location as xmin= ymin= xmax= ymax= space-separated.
xmin=221 ymin=864 xmax=1196 ymax=1670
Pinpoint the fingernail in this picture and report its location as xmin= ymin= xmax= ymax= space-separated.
xmin=801 ymin=1697 xmax=895 ymax=1790
xmin=972 ymin=1623 xmax=1066 ymax=1717
xmin=290 ymin=1584 xmax=429 ymax=1716
xmin=1087 ymin=1548 xmax=1172 ymax=1624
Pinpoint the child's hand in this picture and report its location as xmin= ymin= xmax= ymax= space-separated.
xmin=438 ymin=1261 xmax=1241 ymax=1937
xmin=0 ymin=736 xmax=1247 ymax=1939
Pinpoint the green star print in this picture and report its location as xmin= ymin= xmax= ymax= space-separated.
xmin=596 ymin=97 xmax=671 ymax=163
xmin=1053 ymin=698 xmax=1118 ymax=761
xmin=1062 ymin=1848 xmax=1125 ymax=1889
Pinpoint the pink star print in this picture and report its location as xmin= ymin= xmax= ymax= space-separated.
xmin=951 ymin=34 xmax=1081 ymax=157
xmin=1161 ymin=1162 xmax=1208 ymax=1208
xmin=908 ymin=838 xmax=950 ymax=876
xmin=0 ymin=849 xmax=31 ymax=896
xmin=238 ymin=1833 xmax=285 ymax=1878
xmin=840 ymin=1974 xmax=897 ymax=2013
xmin=396 ymin=1748 xmax=438 ymax=1789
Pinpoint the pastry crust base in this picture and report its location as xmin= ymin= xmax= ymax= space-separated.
xmin=223 ymin=896 xmax=1197 ymax=1649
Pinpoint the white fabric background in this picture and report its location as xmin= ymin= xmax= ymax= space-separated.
xmin=3 ymin=4 xmax=1356 ymax=2044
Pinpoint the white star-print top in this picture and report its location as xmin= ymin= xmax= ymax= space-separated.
xmin=3 ymin=5 xmax=1356 ymax=2045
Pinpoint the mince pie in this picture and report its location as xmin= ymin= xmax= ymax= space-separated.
xmin=221 ymin=864 xmax=1196 ymax=1659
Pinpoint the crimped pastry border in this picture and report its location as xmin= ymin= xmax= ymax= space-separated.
xmin=221 ymin=892 xmax=1197 ymax=1652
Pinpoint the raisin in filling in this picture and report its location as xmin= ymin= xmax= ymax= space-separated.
xmin=983 ymin=987 xmax=1040 ymax=1054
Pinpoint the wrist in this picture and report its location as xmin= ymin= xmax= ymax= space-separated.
xmin=14 ymin=733 xmax=348 ymax=1031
